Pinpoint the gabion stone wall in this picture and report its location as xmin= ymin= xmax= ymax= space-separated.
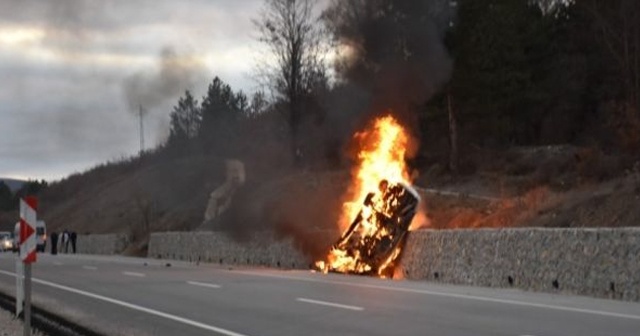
xmin=148 ymin=231 xmax=311 ymax=269
xmin=400 ymin=228 xmax=640 ymax=301
xmin=75 ymin=234 xmax=129 ymax=255
xmin=147 ymin=228 xmax=640 ymax=302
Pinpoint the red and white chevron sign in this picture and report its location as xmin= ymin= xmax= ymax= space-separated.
xmin=19 ymin=196 xmax=38 ymax=263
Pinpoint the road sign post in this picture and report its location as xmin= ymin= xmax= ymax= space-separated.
xmin=19 ymin=196 xmax=37 ymax=336
xmin=24 ymin=264 xmax=31 ymax=336
xmin=15 ymin=259 xmax=23 ymax=316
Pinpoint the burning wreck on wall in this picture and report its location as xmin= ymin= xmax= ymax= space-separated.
xmin=318 ymin=180 xmax=420 ymax=276
xmin=316 ymin=115 xmax=423 ymax=277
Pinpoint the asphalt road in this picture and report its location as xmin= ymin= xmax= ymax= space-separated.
xmin=0 ymin=253 xmax=639 ymax=336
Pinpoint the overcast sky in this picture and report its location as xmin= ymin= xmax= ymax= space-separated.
xmin=0 ymin=0 xmax=287 ymax=181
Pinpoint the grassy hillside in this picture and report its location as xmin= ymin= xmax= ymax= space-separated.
xmin=2 ymin=142 xmax=639 ymax=258
xmin=417 ymin=146 xmax=640 ymax=230
xmin=34 ymin=152 xmax=225 ymax=252
xmin=0 ymin=178 xmax=25 ymax=192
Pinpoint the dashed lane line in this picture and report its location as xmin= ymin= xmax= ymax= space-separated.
xmin=296 ymin=298 xmax=364 ymax=311
xmin=186 ymin=281 xmax=221 ymax=289
xmin=0 ymin=270 xmax=250 ymax=336
xmin=233 ymin=270 xmax=640 ymax=321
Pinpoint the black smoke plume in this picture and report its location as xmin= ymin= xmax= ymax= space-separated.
xmin=323 ymin=0 xmax=454 ymax=123
xmin=122 ymin=47 xmax=206 ymax=116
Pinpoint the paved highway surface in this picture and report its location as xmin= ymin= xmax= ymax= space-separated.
xmin=0 ymin=253 xmax=639 ymax=336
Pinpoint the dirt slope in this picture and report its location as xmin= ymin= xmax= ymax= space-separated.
xmin=2 ymin=145 xmax=639 ymax=257
xmin=38 ymin=155 xmax=224 ymax=244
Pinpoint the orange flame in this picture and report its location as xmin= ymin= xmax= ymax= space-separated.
xmin=317 ymin=114 xmax=417 ymax=276
xmin=339 ymin=115 xmax=411 ymax=231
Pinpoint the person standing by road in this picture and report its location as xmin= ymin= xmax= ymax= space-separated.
xmin=70 ymin=231 xmax=77 ymax=253
xmin=61 ymin=230 xmax=70 ymax=253
xmin=50 ymin=231 xmax=58 ymax=255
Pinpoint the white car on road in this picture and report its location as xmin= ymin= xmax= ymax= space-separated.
xmin=0 ymin=231 xmax=13 ymax=252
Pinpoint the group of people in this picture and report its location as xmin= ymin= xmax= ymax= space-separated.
xmin=50 ymin=230 xmax=77 ymax=255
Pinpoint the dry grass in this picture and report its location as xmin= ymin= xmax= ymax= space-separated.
xmin=36 ymin=151 xmax=225 ymax=252
xmin=4 ymin=139 xmax=639 ymax=253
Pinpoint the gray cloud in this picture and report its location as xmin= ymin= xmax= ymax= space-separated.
xmin=0 ymin=0 xmax=264 ymax=180
xmin=1 ymin=0 xmax=186 ymax=33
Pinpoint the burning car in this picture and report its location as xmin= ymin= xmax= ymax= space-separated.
xmin=321 ymin=180 xmax=420 ymax=276
xmin=316 ymin=115 xmax=422 ymax=277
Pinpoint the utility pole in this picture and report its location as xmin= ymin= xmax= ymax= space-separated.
xmin=139 ymin=105 xmax=145 ymax=155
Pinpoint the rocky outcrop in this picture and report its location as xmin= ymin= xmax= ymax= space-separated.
xmin=203 ymin=160 xmax=245 ymax=222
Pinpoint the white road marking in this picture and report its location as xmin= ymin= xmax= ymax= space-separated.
xmin=233 ymin=271 xmax=640 ymax=321
xmin=187 ymin=281 xmax=221 ymax=289
xmin=122 ymin=271 xmax=145 ymax=277
xmin=53 ymin=262 xmax=63 ymax=266
xmin=296 ymin=297 xmax=364 ymax=311
xmin=82 ymin=266 xmax=97 ymax=270
xmin=0 ymin=270 xmax=249 ymax=336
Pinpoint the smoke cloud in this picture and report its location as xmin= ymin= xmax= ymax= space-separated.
xmin=324 ymin=0 xmax=454 ymax=121
xmin=122 ymin=47 xmax=207 ymax=115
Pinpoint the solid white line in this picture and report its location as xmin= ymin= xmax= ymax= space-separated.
xmin=82 ymin=266 xmax=97 ymax=270
xmin=122 ymin=271 xmax=145 ymax=277
xmin=296 ymin=298 xmax=364 ymax=311
xmin=0 ymin=270 xmax=249 ymax=336
xmin=187 ymin=281 xmax=221 ymax=289
xmin=233 ymin=271 xmax=640 ymax=321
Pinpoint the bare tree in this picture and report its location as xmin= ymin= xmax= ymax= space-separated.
xmin=581 ymin=0 xmax=640 ymax=109
xmin=447 ymin=90 xmax=458 ymax=174
xmin=249 ymin=91 xmax=269 ymax=117
xmin=130 ymin=192 xmax=155 ymax=244
xmin=254 ymin=0 xmax=327 ymax=164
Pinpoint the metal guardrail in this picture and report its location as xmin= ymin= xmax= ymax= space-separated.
xmin=414 ymin=187 xmax=501 ymax=202
xmin=0 ymin=290 xmax=105 ymax=336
